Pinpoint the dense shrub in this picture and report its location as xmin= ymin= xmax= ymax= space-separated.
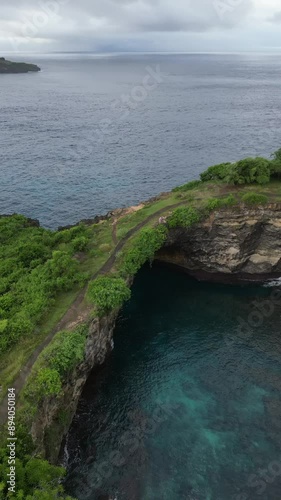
xmin=0 ymin=250 xmax=86 ymax=353
xmin=41 ymin=251 xmax=86 ymax=292
xmin=0 ymin=416 xmax=75 ymax=498
xmin=54 ymin=224 xmax=90 ymax=245
xmin=120 ymin=225 xmax=168 ymax=277
xmin=269 ymin=160 xmax=281 ymax=179
xmin=17 ymin=242 xmax=52 ymax=267
xmin=223 ymin=194 xmax=236 ymax=206
xmin=200 ymin=163 xmax=232 ymax=182
xmin=71 ymin=236 xmax=89 ymax=252
xmin=227 ymin=157 xmax=271 ymax=185
xmin=241 ymin=193 xmax=269 ymax=205
xmin=205 ymin=198 xmax=225 ymax=212
xmin=26 ymin=367 xmax=62 ymax=400
xmin=0 ymin=320 xmax=7 ymax=334
xmin=229 ymin=158 xmax=270 ymax=184
xmin=172 ymin=180 xmax=202 ymax=192
xmin=42 ymin=327 xmax=87 ymax=376
xmin=167 ymin=207 xmax=201 ymax=229
xmin=200 ymin=157 xmax=273 ymax=186
xmin=24 ymin=325 xmax=88 ymax=405
xmin=87 ymin=276 xmax=131 ymax=316
xmin=0 ymin=215 xmax=39 ymax=245
xmin=25 ymin=459 xmax=64 ymax=488
xmin=0 ymin=216 xmax=90 ymax=354
xmin=0 ymin=453 xmax=74 ymax=499
xmin=0 ymin=419 xmax=69 ymax=497
xmin=272 ymin=148 xmax=281 ymax=162
xmin=36 ymin=368 xmax=62 ymax=396
xmin=2 ymin=313 xmax=33 ymax=352
xmin=269 ymin=150 xmax=281 ymax=178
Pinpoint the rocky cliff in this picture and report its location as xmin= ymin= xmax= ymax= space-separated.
xmin=32 ymin=312 xmax=118 ymax=464
xmin=34 ymin=204 xmax=281 ymax=463
xmin=156 ymin=203 xmax=281 ymax=283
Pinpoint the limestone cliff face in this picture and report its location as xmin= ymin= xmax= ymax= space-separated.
xmin=32 ymin=312 xmax=118 ymax=464
xmin=156 ymin=204 xmax=281 ymax=283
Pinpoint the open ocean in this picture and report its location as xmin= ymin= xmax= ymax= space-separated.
xmin=1 ymin=52 xmax=281 ymax=228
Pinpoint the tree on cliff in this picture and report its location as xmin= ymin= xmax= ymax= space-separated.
xmin=270 ymin=148 xmax=281 ymax=178
xmin=226 ymin=157 xmax=271 ymax=185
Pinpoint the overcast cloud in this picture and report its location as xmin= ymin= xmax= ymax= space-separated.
xmin=1 ymin=0 xmax=281 ymax=52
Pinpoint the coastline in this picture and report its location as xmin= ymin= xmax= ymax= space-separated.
xmin=2 ymin=154 xmax=281 ymax=497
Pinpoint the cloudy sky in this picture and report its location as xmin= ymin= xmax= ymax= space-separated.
xmin=1 ymin=0 xmax=281 ymax=53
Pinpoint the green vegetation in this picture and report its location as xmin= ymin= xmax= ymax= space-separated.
xmin=23 ymin=325 xmax=88 ymax=410
xmin=119 ymin=225 xmax=168 ymax=277
xmin=0 ymin=216 xmax=90 ymax=355
xmin=87 ymin=276 xmax=131 ymax=316
xmin=0 ymin=453 xmax=73 ymax=499
xmin=0 ymin=57 xmax=40 ymax=74
xmin=270 ymin=148 xmax=281 ymax=179
xmin=0 ymin=419 xmax=73 ymax=499
xmin=0 ymin=431 xmax=74 ymax=500
xmin=204 ymin=195 xmax=236 ymax=213
xmin=0 ymin=288 xmax=79 ymax=401
xmin=241 ymin=192 xmax=269 ymax=205
xmin=227 ymin=157 xmax=271 ymax=185
xmin=0 ymin=325 xmax=88 ymax=499
xmin=200 ymin=156 xmax=273 ymax=186
xmin=200 ymin=162 xmax=233 ymax=182
xmin=167 ymin=207 xmax=201 ymax=228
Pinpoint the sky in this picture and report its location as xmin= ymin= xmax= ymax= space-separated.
xmin=1 ymin=0 xmax=281 ymax=53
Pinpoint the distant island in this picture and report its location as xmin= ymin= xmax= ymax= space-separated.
xmin=0 ymin=57 xmax=40 ymax=74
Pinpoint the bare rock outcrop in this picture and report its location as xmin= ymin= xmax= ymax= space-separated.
xmin=156 ymin=204 xmax=281 ymax=283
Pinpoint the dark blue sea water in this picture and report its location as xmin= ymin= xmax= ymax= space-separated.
xmin=1 ymin=52 xmax=281 ymax=228
xmin=65 ymin=266 xmax=281 ymax=500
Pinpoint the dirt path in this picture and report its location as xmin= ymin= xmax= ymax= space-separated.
xmin=0 ymin=202 xmax=182 ymax=423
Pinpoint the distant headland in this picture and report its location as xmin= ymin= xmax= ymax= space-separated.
xmin=0 ymin=57 xmax=40 ymax=74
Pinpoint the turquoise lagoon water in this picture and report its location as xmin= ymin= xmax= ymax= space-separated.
xmin=65 ymin=266 xmax=281 ymax=500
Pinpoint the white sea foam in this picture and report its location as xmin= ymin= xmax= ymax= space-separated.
xmin=263 ymin=277 xmax=281 ymax=288
xmin=62 ymin=434 xmax=70 ymax=468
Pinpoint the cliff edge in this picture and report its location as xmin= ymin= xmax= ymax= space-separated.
xmin=157 ymin=204 xmax=281 ymax=283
